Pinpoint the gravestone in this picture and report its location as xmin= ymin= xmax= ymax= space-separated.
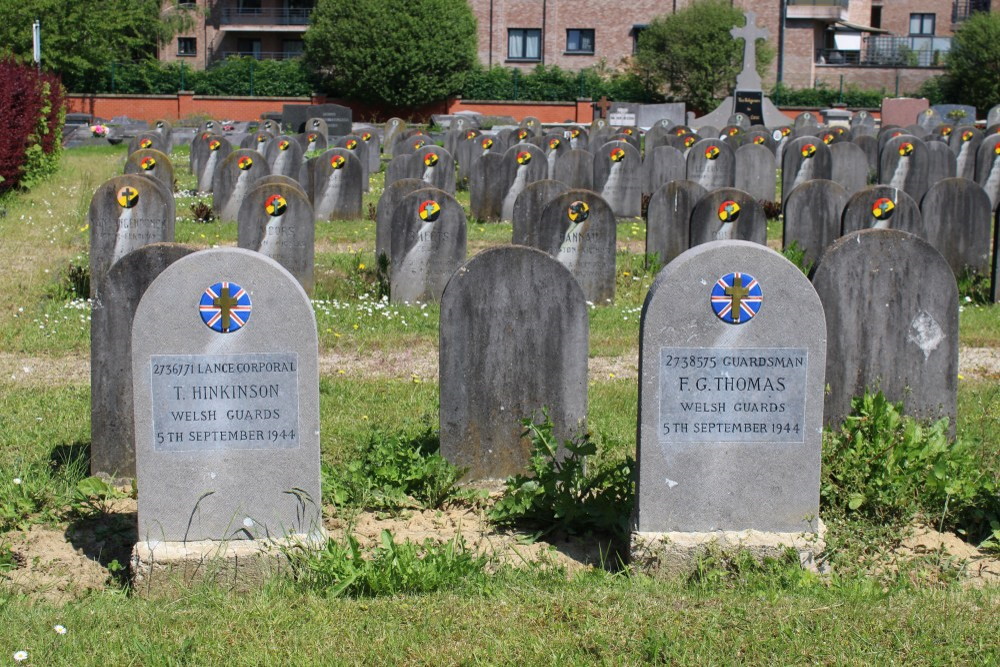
xmin=593 ymin=141 xmax=642 ymax=218
xmin=260 ymin=119 xmax=281 ymax=136
xmin=519 ymin=116 xmax=542 ymax=135
xmin=608 ymin=104 xmax=637 ymax=128
xmin=281 ymin=105 xmax=308 ymax=134
xmin=646 ymin=180 xmax=707 ymax=267
xmin=783 ymin=179 xmax=850 ymax=272
xmin=686 ymin=139 xmax=735 ymax=191
xmin=643 ymin=146 xmax=686 ymax=198
xmin=950 ymin=126 xmax=983 ymax=181
xmin=307 ymin=103 xmax=352 ymax=136
xmin=743 ymin=130 xmax=776 ymax=154
xmin=501 ymin=143 xmax=548 ymax=221
xmin=241 ymin=130 xmax=273 ymax=154
xmin=237 ymin=183 xmax=315 ymax=292
xmin=410 ymin=145 xmax=456 ymax=194
xmin=389 ymin=189 xmax=467 ymax=304
xmin=689 ymin=188 xmax=766 ymax=247
xmin=196 ymin=135 xmax=232 ymax=193
xmin=89 ymin=175 xmax=174 ymax=295
xmin=988 ymin=104 xmax=1000 ymax=128
xmin=358 ymin=129 xmax=381 ymax=174
xmin=829 ymin=142 xmax=869 ymax=196
xmin=385 ymin=154 xmax=412 ymax=189
xmin=383 ymin=118 xmax=406 ymax=156
xmin=841 ymin=185 xmax=922 ymax=234
xmin=296 ymin=130 xmax=328 ymax=154
xmin=781 ymin=137 xmax=832 ymax=204
xmin=568 ymin=126 xmax=589 ymax=151
xmin=727 ymin=113 xmax=751 ymax=129
xmin=264 ymin=135 xmax=304 ymax=179
xmin=793 ymin=111 xmax=820 ymax=130
xmin=850 ymin=110 xmax=877 ymax=137
xmin=644 ymin=123 xmax=675 ymax=153
xmin=632 ymin=240 xmax=826 ymax=576
xmin=879 ymin=135 xmax=930 ymax=203
xmin=511 ymin=179 xmax=570 ymax=249
xmin=334 ymin=135 xmax=371 ymax=192
xmin=734 ymin=143 xmax=776 ymax=203
xmin=128 ymin=132 xmax=166 ymax=156
xmin=880 ymin=97 xmax=929 ymax=128
xmin=918 ymin=178 xmax=993 ymax=277
xmin=124 ymin=149 xmax=174 ymax=192
xmin=376 ymin=178 xmax=426 ymax=260
xmin=636 ymin=105 xmax=685 ymax=128
xmin=131 ymin=247 xmax=322 ymax=590
xmin=152 ymin=119 xmax=173 ymax=147
xmin=91 ymin=243 xmax=196 ymax=479
xmin=536 ymin=190 xmax=617 ymax=304
xmin=813 ymin=229 xmax=957 ymax=427
xmin=469 ymin=152 xmax=505 ymax=221
xmin=975 ymin=135 xmax=1000 ymax=209
xmin=916 ymin=107 xmax=942 ymax=133
xmin=439 ymin=246 xmax=587 ymax=481
xmin=455 ymin=129 xmax=482 ymax=185
xmin=553 ymin=149 xmax=595 ymax=191
xmin=543 ymin=134 xmax=568 ymax=179
xmin=313 ymin=149 xmax=363 ymax=221
xmin=212 ymin=149 xmax=271 ymax=221
xmin=852 ymin=134 xmax=879 ymax=175
xmin=925 ymin=140 xmax=958 ymax=187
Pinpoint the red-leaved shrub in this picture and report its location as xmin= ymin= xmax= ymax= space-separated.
xmin=0 ymin=58 xmax=65 ymax=193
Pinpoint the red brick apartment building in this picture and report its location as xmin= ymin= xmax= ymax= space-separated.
xmin=161 ymin=0 xmax=996 ymax=92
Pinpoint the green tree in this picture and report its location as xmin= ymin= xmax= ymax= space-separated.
xmin=942 ymin=11 xmax=1000 ymax=114
xmin=0 ymin=1 xmax=195 ymax=93
xmin=304 ymin=0 xmax=477 ymax=108
xmin=634 ymin=0 xmax=773 ymax=114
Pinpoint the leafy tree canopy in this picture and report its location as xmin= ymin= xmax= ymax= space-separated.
xmin=0 ymin=1 xmax=194 ymax=92
xmin=634 ymin=0 xmax=774 ymax=114
xmin=942 ymin=11 xmax=1000 ymax=114
xmin=304 ymin=0 xmax=477 ymax=107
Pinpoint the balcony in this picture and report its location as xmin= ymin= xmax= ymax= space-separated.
xmin=215 ymin=50 xmax=303 ymax=60
xmin=952 ymin=0 xmax=991 ymax=23
xmin=861 ymin=35 xmax=951 ymax=67
xmin=219 ymin=7 xmax=312 ymax=29
xmin=786 ymin=0 xmax=849 ymax=21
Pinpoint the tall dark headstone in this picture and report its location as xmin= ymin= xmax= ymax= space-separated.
xmin=879 ymin=135 xmax=931 ymax=203
xmin=646 ymin=180 xmax=706 ymax=267
xmin=593 ymin=141 xmax=642 ymax=218
xmin=918 ymin=178 xmax=993 ymax=277
xmin=376 ymin=178 xmax=426 ymax=260
xmin=734 ymin=143 xmax=776 ymax=203
xmin=782 ymin=137 xmax=832 ymax=204
xmin=841 ymin=185 xmax=922 ymax=235
xmin=643 ymin=146 xmax=686 ymax=197
xmin=469 ymin=152 xmax=505 ymax=221
xmin=554 ymin=149 xmax=595 ymax=191
xmin=783 ymin=179 xmax=850 ymax=271
xmin=511 ymin=179 xmax=570 ymax=248
xmin=237 ymin=183 xmax=316 ymax=292
xmin=212 ymin=149 xmax=271 ymax=221
xmin=312 ymin=149 xmax=363 ymax=221
xmin=689 ymin=188 xmax=766 ymax=247
xmin=390 ymin=189 xmax=467 ymax=304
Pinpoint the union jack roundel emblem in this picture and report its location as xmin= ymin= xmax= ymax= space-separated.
xmin=711 ymin=272 xmax=762 ymax=325
xmin=200 ymin=282 xmax=252 ymax=333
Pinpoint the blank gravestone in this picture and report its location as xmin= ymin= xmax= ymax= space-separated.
xmin=237 ymin=183 xmax=316 ymax=293
xmin=213 ymin=149 xmax=270 ymax=221
xmin=924 ymin=140 xmax=957 ymax=188
xmin=593 ymin=141 xmax=642 ymax=218
xmin=389 ymin=189 xmax=467 ymax=304
xmin=829 ymin=142 xmax=870 ymax=196
xmin=689 ymin=188 xmax=766 ymax=247
xmin=782 ymin=137 xmax=832 ymax=205
xmin=783 ymin=179 xmax=849 ymax=272
xmin=440 ymin=246 xmax=588 ymax=481
xmin=469 ymin=152 xmax=505 ymax=221
xmin=131 ymin=248 xmax=322 ymax=591
xmin=511 ymin=179 xmax=570 ymax=248
xmin=554 ymin=149 xmax=595 ymax=191
xmin=632 ymin=240 xmax=827 ymax=576
xmin=91 ymin=243 xmax=196 ymax=479
xmin=918 ymin=178 xmax=993 ymax=277
xmin=734 ymin=143 xmax=776 ymax=203
xmin=841 ymin=185 xmax=922 ymax=235
xmin=646 ymin=180 xmax=706 ymax=268
xmin=455 ymin=130 xmax=482 ymax=185
xmin=813 ymin=229 xmax=957 ymax=428
xmin=879 ymin=135 xmax=930 ymax=203
xmin=89 ymin=175 xmax=174 ymax=295
xmin=643 ymin=146 xmax=686 ymax=198
xmin=313 ymin=149 xmax=363 ymax=221
xmin=686 ymin=139 xmax=735 ymax=191
xmin=359 ymin=129 xmax=381 ymax=174
xmin=385 ymin=154 xmax=412 ymax=189
xmin=376 ymin=178 xmax=426 ymax=260
xmin=501 ymin=144 xmax=548 ymax=221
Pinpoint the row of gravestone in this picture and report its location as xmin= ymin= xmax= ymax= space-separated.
xmin=95 ymin=229 xmax=957 ymax=573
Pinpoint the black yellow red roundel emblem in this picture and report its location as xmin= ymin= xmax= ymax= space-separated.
xmin=362 ymin=132 xmax=372 ymax=141
xmin=423 ymin=152 xmax=439 ymax=167
xmin=481 ymin=137 xmax=494 ymax=150
xmin=140 ymin=138 xmax=153 ymax=149
xmin=567 ymin=200 xmax=589 ymax=223
xmin=237 ymin=156 xmax=253 ymax=171
xmin=872 ymin=197 xmax=894 ymax=220
xmin=684 ymin=135 xmax=697 ymax=148
xmin=705 ymin=145 xmax=720 ymax=160
xmin=516 ymin=151 xmax=532 ymax=165
xmin=331 ymin=154 xmax=346 ymax=169
xmin=718 ymin=199 xmax=740 ymax=222
xmin=139 ymin=157 xmax=156 ymax=171
xmin=466 ymin=130 xmax=477 ymax=140
xmin=412 ymin=139 xmax=426 ymax=150
xmin=610 ymin=146 xmax=626 ymax=162
xmin=517 ymin=129 xmax=530 ymax=140
xmin=418 ymin=199 xmax=441 ymax=222
xmin=209 ymin=139 xmax=222 ymax=151
xmin=307 ymin=133 xmax=318 ymax=143
xmin=548 ymin=138 xmax=561 ymax=150
xmin=265 ymin=194 xmax=287 ymax=217
xmin=278 ymin=140 xmax=290 ymax=151
xmin=346 ymin=139 xmax=358 ymax=150
xmin=117 ymin=186 xmax=139 ymax=208
xmin=898 ymin=142 xmax=914 ymax=157
xmin=801 ymin=143 xmax=817 ymax=158
xmin=571 ymin=128 xmax=581 ymax=138
xmin=822 ymin=132 xmax=835 ymax=144
xmin=753 ymin=135 xmax=766 ymax=145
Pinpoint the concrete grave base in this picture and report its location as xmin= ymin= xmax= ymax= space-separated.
xmin=629 ymin=520 xmax=826 ymax=578
xmin=131 ymin=532 xmax=326 ymax=596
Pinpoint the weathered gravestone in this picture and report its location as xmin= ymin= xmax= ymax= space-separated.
xmin=307 ymin=103 xmax=352 ymax=136
xmin=375 ymin=178 xmax=426 ymax=260
xmin=296 ymin=130 xmax=328 ymax=154
xmin=988 ymin=104 xmax=1000 ymax=128
xmin=916 ymin=107 xmax=942 ymax=134
xmin=384 ymin=154 xmax=412 ymax=189
xmin=734 ymin=143 xmax=776 ymax=203
xmin=241 ymin=130 xmax=273 ymax=154
xmin=212 ymin=149 xmax=271 ymax=221
xmin=410 ymin=145 xmax=456 ymax=195
xmin=852 ymin=134 xmax=879 ymax=174
xmin=593 ymin=141 xmax=642 ymax=218
xmin=439 ymin=246 xmax=588 ymax=481
xmin=813 ymin=229 xmax=957 ymax=428
xmin=536 ymin=190 xmax=617 ymax=304
xmin=950 ymin=126 xmax=983 ymax=181
xmin=131 ymin=247 xmax=322 ymax=591
xmin=390 ymin=189 xmax=467 ymax=304
xmin=543 ymin=134 xmax=568 ymax=179
xmin=152 ymin=118 xmax=173 ymax=147
xmin=124 ymin=149 xmax=174 ymax=192
xmin=850 ymin=110 xmax=877 ymax=137
xmin=643 ymin=146 xmax=686 ymax=197
xmin=91 ymin=243 xmax=196 ymax=479
xmin=689 ymin=188 xmax=766 ymax=247
xmin=455 ymin=130 xmax=482 ymax=185
xmin=976 ymin=135 xmax=1000 ymax=209
xmin=501 ymin=144 xmax=547 ymax=221
xmin=879 ymin=135 xmax=931 ymax=203
xmin=383 ymin=118 xmax=406 ymax=156
xmin=631 ymin=240 xmax=827 ymax=576
xmin=782 ymin=137 xmax=832 ymax=205
xmin=89 ymin=175 xmax=174 ymax=295
xmin=264 ymin=135 xmax=304 ymax=179
xmin=841 ymin=185 xmax=922 ymax=234
xmin=924 ymin=140 xmax=957 ymax=188
xmin=918 ymin=178 xmax=993 ymax=277
xmin=128 ymin=132 xmax=166 ymax=156
xmin=358 ymin=129 xmax=381 ymax=174
xmin=469 ymin=152 xmax=505 ymax=221
xmin=829 ymin=142 xmax=870 ymax=196
xmin=237 ymin=183 xmax=316 ymax=292
xmin=567 ymin=126 xmax=589 ymax=151
xmin=646 ymin=180 xmax=707 ymax=267
xmin=334 ymin=135 xmax=371 ymax=192
xmin=511 ymin=179 xmax=570 ymax=248
xmin=196 ymin=135 xmax=232 ymax=193
xmin=313 ymin=149 xmax=363 ymax=221
xmin=783 ymin=179 xmax=850 ymax=272
xmin=554 ymin=149 xmax=595 ymax=191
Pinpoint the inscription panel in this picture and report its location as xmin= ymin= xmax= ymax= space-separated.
xmin=150 ymin=352 xmax=299 ymax=452
xmin=658 ymin=347 xmax=807 ymax=443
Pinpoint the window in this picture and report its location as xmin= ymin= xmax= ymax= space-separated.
xmin=283 ymin=39 xmax=304 ymax=58
xmin=178 ymin=37 xmax=196 ymax=56
xmin=508 ymin=29 xmax=541 ymax=61
xmin=870 ymin=6 xmax=881 ymax=29
xmin=631 ymin=25 xmax=647 ymax=54
xmin=236 ymin=38 xmax=262 ymax=57
xmin=566 ymin=29 xmax=594 ymax=54
xmin=909 ymin=13 xmax=935 ymax=35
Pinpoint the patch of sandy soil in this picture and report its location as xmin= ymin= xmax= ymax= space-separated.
xmin=894 ymin=524 xmax=1000 ymax=589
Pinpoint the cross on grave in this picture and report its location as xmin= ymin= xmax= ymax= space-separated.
xmin=731 ymin=11 xmax=769 ymax=91
xmin=214 ymin=285 xmax=239 ymax=332
xmin=595 ymin=96 xmax=612 ymax=119
xmin=725 ymin=274 xmax=751 ymax=322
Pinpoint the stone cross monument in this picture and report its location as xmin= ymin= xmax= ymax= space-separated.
xmin=731 ymin=11 xmax=769 ymax=92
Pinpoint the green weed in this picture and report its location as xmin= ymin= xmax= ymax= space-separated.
xmin=0 ymin=446 xmax=89 ymax=532
xmin=956 ymin=267 xmax=992 ymax=306
xmin=68 ymin=475 xmax=126 ymax=519
xmin=781 ymin=239 xmax=814 ymax=275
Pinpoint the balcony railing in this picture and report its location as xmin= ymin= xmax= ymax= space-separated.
xmin=215 ymin=50 xmax=304 ymax=61
xmin=220 ymin=7 xmax=312 ymax=26
xmin=816 ymin=49 xmax=861 ymax=65
xmin=861 ymin=35 xmax=951 ymax=67
xmin=952 ymin=0 xmax=991 ymax=22
xmin=787 ymin=0 xmax=848 ymax=6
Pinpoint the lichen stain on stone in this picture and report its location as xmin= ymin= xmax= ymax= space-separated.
xmin=908 ymin=310 xmax=944 ymax=361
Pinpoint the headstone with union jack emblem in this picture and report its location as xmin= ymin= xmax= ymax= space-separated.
xmin=633 ymin=240 xmax=827 ymax=574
